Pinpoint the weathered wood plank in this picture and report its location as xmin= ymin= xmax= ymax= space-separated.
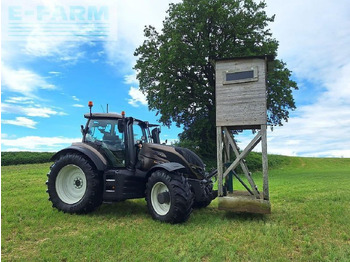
xmin=261 ymin=124 xmax=269 ymax=200
xmin=217 ymin=127 xmax=224 ymax=196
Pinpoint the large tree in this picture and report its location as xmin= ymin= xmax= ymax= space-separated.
xmin=134 ymin=0 xmax=297 ymax=160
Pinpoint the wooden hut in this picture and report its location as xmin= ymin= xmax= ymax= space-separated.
xmin=215 ymin=55 xmax=272 ymax=214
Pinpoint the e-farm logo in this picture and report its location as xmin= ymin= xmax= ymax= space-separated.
xmin=4 ymin=3 xmax=114 ymax=41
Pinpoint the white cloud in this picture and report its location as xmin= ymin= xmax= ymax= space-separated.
xmin=2 ymin=103 xmax=66 ymax=118
xmin=124 ymin=73 xmax=139 ymax=85
xmin=265 ymin=0 xmax=350 ymax=83
xmin=49 ymin=71 xmax=61 ymax=76
xmin=2 ymin=117 xmax=37 ymax=129
xmin=127 ymin=86 xmax=148 ymax=107
xmin=1 ymin=136 xmax=81 ymax=152
xmin=4 ymin=96 xmax=34 ymax=104
xmin=1 ymin=64 xmax=56 ymax=96
xmin=72 ymin=96 xmax=80 ymax=101
xmin=266 ymin=69 xmax=350 ymax=158
xmin=103 ymin=0 xmax=179 ymax=71
xmin=73 ymin=104 xmax=84 ymax=108
xmin=1 ymin=133 xmax=16 ymax=139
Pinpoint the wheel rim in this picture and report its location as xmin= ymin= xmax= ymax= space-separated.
xmin=56 ymin=164 xmax=87 ymax=204
xmin=151 ymin=182 xmax=171 ymax=216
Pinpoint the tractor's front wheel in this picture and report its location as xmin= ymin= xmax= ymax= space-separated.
xmin=146 ymin=170 xmax=193 ymax=224
xmin=46 ymin=153 xmax=103 ymax=214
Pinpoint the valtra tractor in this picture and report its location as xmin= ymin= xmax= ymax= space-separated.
xmin=46 ymin=102 xmax=217 ymax=223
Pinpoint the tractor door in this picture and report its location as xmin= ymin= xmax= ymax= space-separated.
xmin=128 ymin=121 xmax=148 ymax=168
xmin=85 ymin=119 xmax=126 ymax=167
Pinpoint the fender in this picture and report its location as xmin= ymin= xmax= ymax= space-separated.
xmin=51 ymin=142 xmax=107 ymax=171
xmin=147 ymin=162 xmax=186 ymax=177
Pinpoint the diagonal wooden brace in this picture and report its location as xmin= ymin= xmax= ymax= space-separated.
xmin=223 ymin=127 xmax=261 ymax=198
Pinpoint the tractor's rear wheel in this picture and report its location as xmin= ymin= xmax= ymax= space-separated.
xmin=146 ymin=170 xmax=193 ymax=224
xmin=46 ymin=153 xmax=102 ymax=214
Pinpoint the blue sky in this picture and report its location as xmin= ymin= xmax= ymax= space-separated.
xmin=1 ymin=0 xmax=350 ymax=158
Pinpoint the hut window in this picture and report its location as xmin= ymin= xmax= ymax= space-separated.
xmin=226 ymin=70 xmax=254 ymax=81
xmin=223 ymin=67 xmax=258 ymax=85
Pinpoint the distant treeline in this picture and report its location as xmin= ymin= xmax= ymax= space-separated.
xmin=1 ymin=152 xmax=55 ymax=166
xmin=1 ymin=151 xmax=290 ymax=170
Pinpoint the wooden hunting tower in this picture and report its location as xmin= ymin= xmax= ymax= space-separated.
xmin=216 ymin=55 xmax=272 ymax=214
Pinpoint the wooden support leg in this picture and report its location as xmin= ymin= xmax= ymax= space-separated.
xmin=261 ymin=124 xmax=269 ymax=200
xmin=217 ymin=127 xmax=224 ymax=196
xmin=223 ymin=132 xmax=233 ymax=192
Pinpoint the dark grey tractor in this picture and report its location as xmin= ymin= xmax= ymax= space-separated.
xmin=46 ymin=105 xmax=217 ymax=223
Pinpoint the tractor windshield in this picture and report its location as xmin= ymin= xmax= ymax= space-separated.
xmin=85 ymin=119 xmax=125 ymax=167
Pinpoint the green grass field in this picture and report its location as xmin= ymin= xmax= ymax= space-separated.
xmin=2 ymin=157 xmax=350 ymax=261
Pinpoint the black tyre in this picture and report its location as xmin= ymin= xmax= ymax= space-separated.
xmin=192 ymin=181 xmax=214 ymax=208
xmin=46 ymin=153 xmax=103 ymax=214
xmin=146 ymin=170 xmax=193 ymax=224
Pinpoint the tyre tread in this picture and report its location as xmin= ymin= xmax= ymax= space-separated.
xmin=146 ymin=170 xmax=193 ymax=224
xmin=46 ymin=153 xmax=102 ymax=214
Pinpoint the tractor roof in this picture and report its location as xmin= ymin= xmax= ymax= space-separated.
xmin=84 ymin=113 xmax=160 ymax=127
xmin=84 ymin=113 xmax=123 ymax=119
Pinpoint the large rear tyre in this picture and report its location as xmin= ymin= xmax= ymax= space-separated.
xmin=46 ymin=153 xmax=103 ymax=214
xmin=146 ymin=170 xmax=193 ymax=224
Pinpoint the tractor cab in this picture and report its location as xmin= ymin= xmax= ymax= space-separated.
xmin=82 ymin=112 xmax=161 ymax=169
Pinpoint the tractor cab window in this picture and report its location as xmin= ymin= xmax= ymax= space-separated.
xmin=86 ymin=119 xmax=125 ymax=167
xmin=133 ymin=122 xmax=147 ymax=144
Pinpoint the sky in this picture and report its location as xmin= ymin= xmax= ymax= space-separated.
xmin=1 ymin=0 xmax=350 ymax=158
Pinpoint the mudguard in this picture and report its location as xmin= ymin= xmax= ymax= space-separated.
xmin=147 ymin=162 xmax=186 ymax=177
xmin=51 ymin=142 xmax=108 ymax=171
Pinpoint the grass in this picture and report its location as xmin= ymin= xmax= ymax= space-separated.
xmin=2 ymin=157 xmax=350 ymax=261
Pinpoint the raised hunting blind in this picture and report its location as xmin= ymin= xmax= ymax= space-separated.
xmin=215 ymin=55 xmax=272 ymax=214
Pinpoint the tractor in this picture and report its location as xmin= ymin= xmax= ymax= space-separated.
xmin=46 ymin=102 xmax=217 ymax=223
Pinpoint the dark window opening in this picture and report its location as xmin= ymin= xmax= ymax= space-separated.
xmin=226 ymin=70 xmax=254 ymax=81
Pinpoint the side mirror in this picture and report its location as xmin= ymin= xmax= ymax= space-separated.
xmin=81 ymin=125 xmax=89 ymax=135
xmin=118 ymin=119 xmax=125 ymax=133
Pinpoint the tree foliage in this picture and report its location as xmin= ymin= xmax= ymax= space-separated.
xmin=134 ymin=0 xmax=298 ymax=160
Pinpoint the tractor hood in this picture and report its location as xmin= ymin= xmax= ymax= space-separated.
xmin=138 ymin=143 xmax=206 ymax=179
